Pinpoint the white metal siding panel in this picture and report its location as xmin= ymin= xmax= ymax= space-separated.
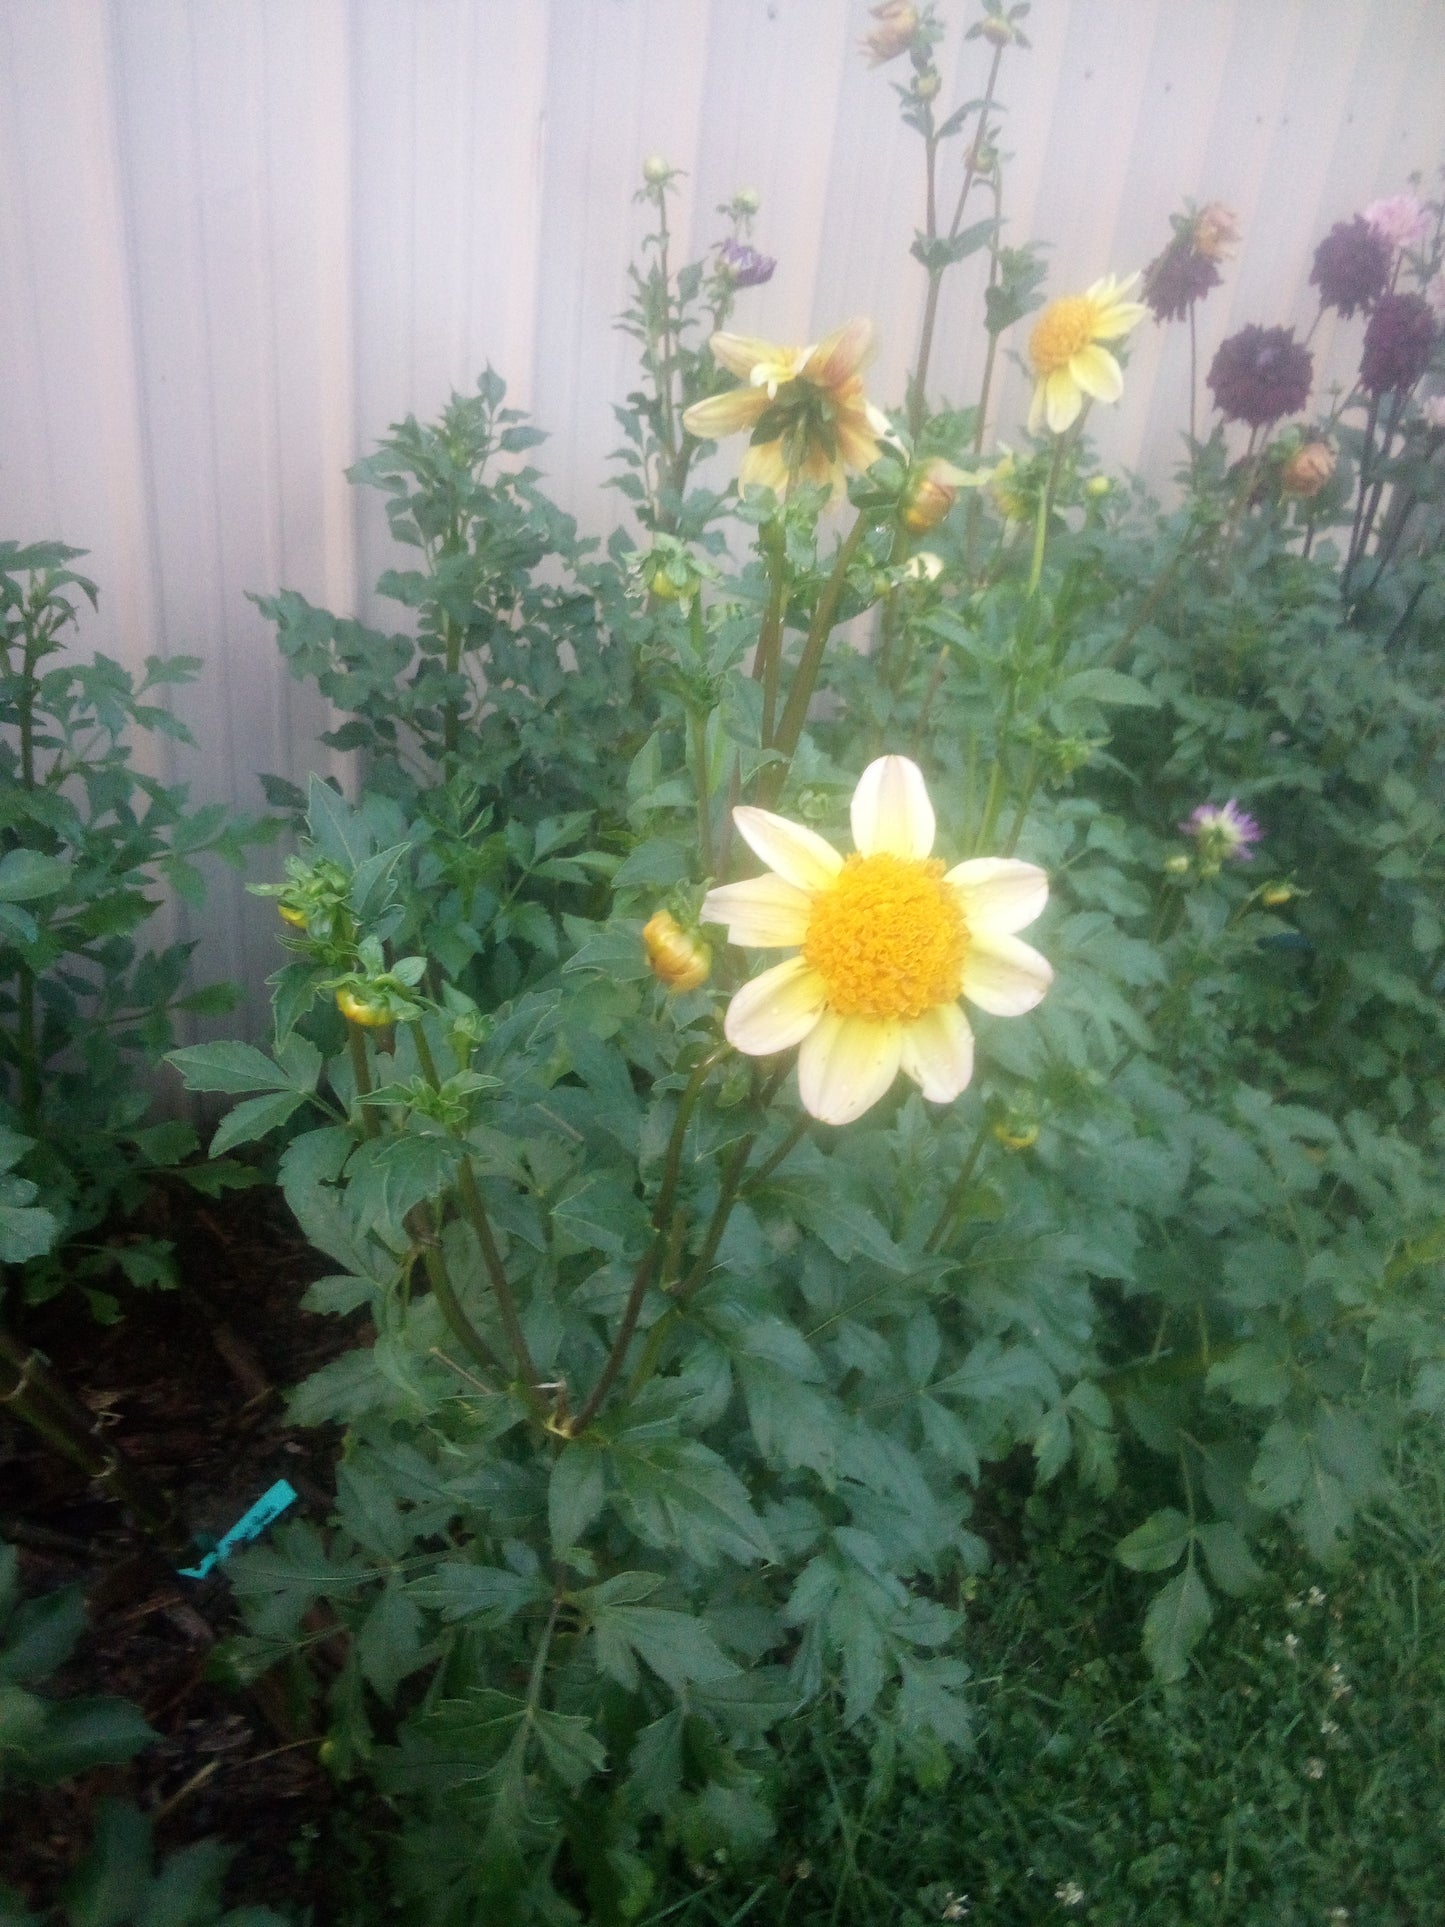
xmin=0 ymin=0 xmax=1440 ymax=1028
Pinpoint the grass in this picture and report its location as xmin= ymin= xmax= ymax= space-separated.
xmin=643 ymin=1435 xmax=1445 ymax=1927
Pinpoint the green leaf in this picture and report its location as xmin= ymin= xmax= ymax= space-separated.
xmin=589 ymin=1602 xmax=739 ymax=1694
xmin=64 ymin=1801 xmax=153 ymax=1927
xmin=1196 ymin=1521 xmax=1265 ymax=1597
xmin=1057 ymin=666 xmax=1160 ymax=709
xmin=0 ymin=850 xmax=69 ymax=902
xmin=166 ymin=1041 xmax=293 ymax=1096
xmin=14 ymin=1698 xmax=155 ymax=1785
xmin=1141 ymin=1562 xmax=1214 ymax=1683
xmin=531 ymin=1709 xmax=606 ymax=1791
xmin=0 ymin=1199 xmax=59 ymax=1265
xmin=549 ymin=1446 xmax=608 ymax=1556
xmin=613 ymin=1436 xmax=776 ymax=1567
xmin=1115 ymin=1508 xmax=1192 ymax=1574
xmin=421 ymin=1565 xmax=549 ymax=1625
xmin=209 ymin=1089 xmax=306 ymax=1156
xmin=306 ymin=774 xmax=373 ymax=870
xmin=0 ymin=1585 xmax=87 ymax=1684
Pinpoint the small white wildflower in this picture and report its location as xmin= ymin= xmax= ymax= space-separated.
xmin=1285 ymin=1594 xmax=1303 ymax=1612
xmin=1284 ymin=1632 xmax=1301 ymax=1656
xmin=941 ymin=1895 xmax=971 ymax=1922
xmin=1327 ymin=1662 xmax=1352 ymax=1699
xmin=1326 ymin=1909 xmax=1351 ymax=1922
xmin=1320 ymin=1717 xmax=1340 ymax=1737
xmin=1304 ymin=1756 xmax=1326 ymax=1780
xmin=1306 ymin=1585 xmax=1327 ymax=1608
xmin=1055 ymin=1881 xmax=1086 ymax=1908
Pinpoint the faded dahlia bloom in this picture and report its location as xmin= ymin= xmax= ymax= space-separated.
xmin=701 ymin=756 xmax=1051 ymax=1126
xmin=861 ymin=0 xmax=919 ymax=65
xmin=1310 ymin=217 xmax=1392 ymax=319
xmin=1027 ymin=274 xmax=1148 ymax=435
xmin=716 ymin=238 xmax=776 ymax=289
xmin=1359 ymin=292 xmax=1437 ymax=395
xmin=642 ymin=911 xmax=711 ymax=992
xmin=1207 ymin=325 xmax=1313 ymax=427
xmin=1193 ymin=204 xmax=1241 ymax=262
xmin=901 ymin=456 xmax=971 ymax=533
xmin=1180 ymin=799 xmax=1262 ymax=872
xmin=1362 ymin=193 xmax=1431 ymax=253
xmin=1280 ymin=440 xmax=1337 ymax=498
xmin=682 ymin=320 xmax=891 ymax=499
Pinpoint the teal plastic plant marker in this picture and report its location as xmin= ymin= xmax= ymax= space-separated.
xmin=178 ymin=1478 xmax=297 ymax=1579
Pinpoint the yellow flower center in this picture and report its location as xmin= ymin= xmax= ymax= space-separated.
xmin=803 ymin=853 xmax=968 ymax=1021
xmin=1029 ymin=296 xmax=1097 ymax=375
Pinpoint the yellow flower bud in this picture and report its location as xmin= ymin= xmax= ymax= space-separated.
xmin=642 ymin=911 xmax=711 ymax=993
xmin=1084 ymin=475 xmax=1111 ymax=498
xmin=980 ymin=13 xmax=1014 ymax=45
xmin=901 ymin=457 xmax=968 ymax=534
xmin=1280 ymin=441 xmax=1336 ymax=499
xmin=914 ymin=69 xmax=942 ymax=100
xmin=336 ymin=987 xmax=391 ymax=1028
xmin=992 ymin=1121 xmax=1039 ymax=1152
xmin=734 ymin=187 xmax=761 ymax=214
xmin=1260 ymin=882 xmax=1295 ymax=907
xmin=279 ymin=903 xmax=308 ymax=929
xmin=1163 ymin=853 xmax=1191 ymax=876
xmin=642 ymin=155 xmax=671 ymax=186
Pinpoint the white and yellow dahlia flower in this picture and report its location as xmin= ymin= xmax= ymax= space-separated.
xmin=1027 ymin=274 xmax=1147 ymax=436
xmin=701 ymin=756 xmax=1051 ymax=1126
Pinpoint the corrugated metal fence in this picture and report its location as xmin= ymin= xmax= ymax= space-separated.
xmin=2 ymin=0 xmax=1441 ymax=1027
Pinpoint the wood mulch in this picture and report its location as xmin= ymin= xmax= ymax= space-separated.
xmin=0 ymin=1179 xmax=361 ymax=1920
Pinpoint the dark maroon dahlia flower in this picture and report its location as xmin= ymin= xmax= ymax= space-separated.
xmin=1359 ymin=292 xmax=1437 ymax=396
xmin=1207 ymin=325 xmax=1313 ymax=427
xmin=1310 ymin=217 xmax=1392 ymax=319
xmin=1142 ymin=236 xmax=1222 ymax=324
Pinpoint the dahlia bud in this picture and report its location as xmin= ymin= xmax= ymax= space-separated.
xmin=861 ymin=0 xmax=919 ymax=65
xmin=1260 ymin=882 xmax=1296 ymax=907
xmin=733 ymin=187 xmax=761 ymax=215
xmin=642 ymin=155 xmax=672 ymax=186
xmin=992 ymin=1120 xmax=1039 ymax=1151
xmin=642 ymin=911 xmax=711 ymax=993
xmin=900 ymin=457 xmax=968 ymax=533
xmin=980 ymin=13 xmax=1014 ymax=45
xmin=336 ymin=987 xmax=391 ymax=1028
xmin=278 ymin=902 xmax=309 ymax=930
xmin=1280 ymin=440 xmax=1336 ymax=499
xmin=914 ymin=69 xmax=942 ymax=100
xmin=1163 ymin=853 xmax=1191 ymax=876
xmin=1084 ymin=475 xmax=1111 ymax=497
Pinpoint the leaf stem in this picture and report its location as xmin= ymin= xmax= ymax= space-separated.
xmin=924 ymin=1112 xmax=993 ymax=1252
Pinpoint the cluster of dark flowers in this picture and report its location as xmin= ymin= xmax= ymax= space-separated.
xmin=1195 ymin=188 xmax=1442 ymax=432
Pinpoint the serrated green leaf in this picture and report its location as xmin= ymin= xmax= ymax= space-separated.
xmin=209 ymin=1089 xmax=306 ymax=1156
xmin=1141 ymin=1562 xmax=1214 ymax=1683
xmin=1116 ymin=1507 xmax=1192 ymax=1573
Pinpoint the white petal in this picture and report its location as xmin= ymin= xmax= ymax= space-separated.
xmin=1045 ymin=369 xmax=1082 ymax=435
xmin=797 ymin=1013 xmax=903 ymax=1125
xmin=732 ymin=807 xmax=843 ymax=892
xmin=850 ymin=755 xmax=935 ymax=859
xmin=960 ymin=932 xmax=1053 ymax=1016
xmin=1071 ymin=343 xmax=1124 ymax=405
xmin=725 ymin=957 xmax=828 ymax=1055
xmin=701 ymin=874 xmax=813 ymax=947
xmin=944 ymin=858 xmax=1049 ymax=936
xmin=899 ymin=1003 xmax=975 ymax=1104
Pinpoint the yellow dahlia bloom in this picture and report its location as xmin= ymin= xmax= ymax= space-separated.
xmin=681 ymin=319 xmax=891 ymax=499
xmin=701 ymin=756 xmax=1051 ymax=1126
xmin=1027 ymin=274 xmax=1147 ymax=436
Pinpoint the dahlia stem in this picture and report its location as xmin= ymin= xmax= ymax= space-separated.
xmin=1026 ymin=436 xmax=1068 ymax=596
xmin=754 ymin=523 xmax=790 ymax=746
xmin=924 ymin=1113 xmax=993 ymax=1252
xmin=908 ymin=41 xmax=1005 ymax=439
xmin=346 ymin=1020 xmax=380 ymax=1140
xmin=569 ymin=1046 xmax=728 ymax=1437
xmin=762 ymin=509 xmax=877 ymax=799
